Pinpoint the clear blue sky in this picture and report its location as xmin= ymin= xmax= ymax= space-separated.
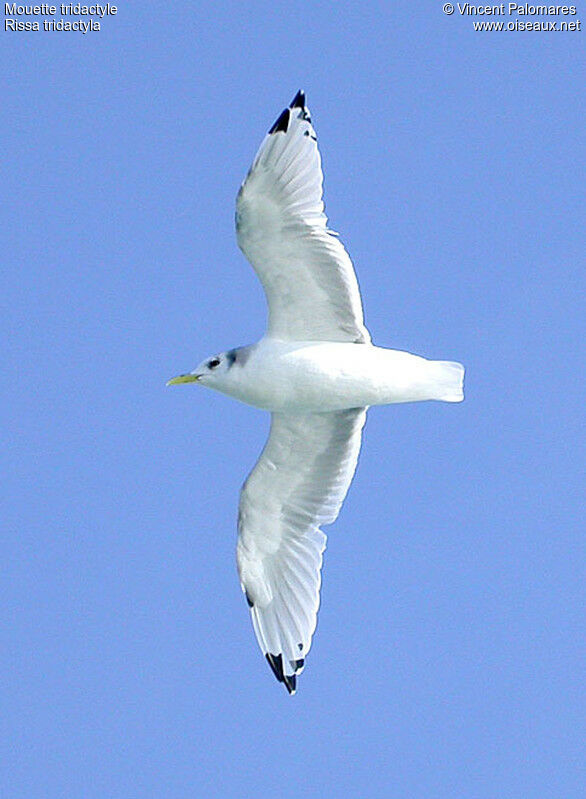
xmin=2 ymin=2 xmax=584 ymax=797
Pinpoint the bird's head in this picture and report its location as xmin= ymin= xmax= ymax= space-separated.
xmin=167 ymin=348 xmax=241 ymax=388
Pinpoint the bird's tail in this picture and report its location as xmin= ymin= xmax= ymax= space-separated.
xmin=428 ymin=360 xmax=465 ymax=402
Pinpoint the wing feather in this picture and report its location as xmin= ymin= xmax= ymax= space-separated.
xmin=236 ymin=91 xmax=371 ymax=344
xmin=237 ymin=408 xmax=367 ymax=693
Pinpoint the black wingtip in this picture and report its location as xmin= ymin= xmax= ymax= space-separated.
xmin=268 ymin=107 xmax=290 ymax=135
xmin=289 ymin=90 xmax=306 ymax=109
xmin=265 ymin=652 xmax=283 ymax=681
xmin=283 ymin=673 xmax=297 ymax=694
xmin=265 ymin=653 xmax=297 ymax=695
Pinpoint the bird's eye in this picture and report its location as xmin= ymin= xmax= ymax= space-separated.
xmin=208 ymin=357 xmax=221 ymax=369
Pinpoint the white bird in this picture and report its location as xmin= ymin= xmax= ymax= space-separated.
xmin=168 ymin=91 xmax=464 ymax=694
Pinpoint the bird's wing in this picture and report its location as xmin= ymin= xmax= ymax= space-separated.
xmin=237 ymin=408 xmax=367 ymax=693
xmin=236 ymin=91 xmax=371 ymax=344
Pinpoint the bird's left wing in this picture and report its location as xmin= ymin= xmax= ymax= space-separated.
xmin=237 ymin=408 xmax=367 ymax=694
xmin=235 ymin=91 xmax=371 ymax=344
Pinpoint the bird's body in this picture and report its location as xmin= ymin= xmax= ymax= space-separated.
xmin=205 ymin=338 xmax=463 ymax=412
xmin=169 ymin=91 xmax=464 ymax=694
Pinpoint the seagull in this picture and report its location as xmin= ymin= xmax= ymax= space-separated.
xmin=168 ymin=91 xmax=464 ymax=694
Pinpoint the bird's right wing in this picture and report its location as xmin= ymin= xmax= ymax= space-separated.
xmin=237 ymin=408 xmax=367 ymax=693
xmin=235 ymin=91 xmax=371 ymax=344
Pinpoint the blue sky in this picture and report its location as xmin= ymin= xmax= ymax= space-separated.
xmin=2 ymin=2 xmax=584 ymax=797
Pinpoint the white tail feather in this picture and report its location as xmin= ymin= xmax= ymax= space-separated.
xmin=430 ymin=360 xmax=465 ymax=402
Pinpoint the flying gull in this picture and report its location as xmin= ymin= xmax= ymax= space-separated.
xmin=168 ymin=91 xmax=465 ymax=694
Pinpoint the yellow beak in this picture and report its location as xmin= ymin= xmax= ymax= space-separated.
xmin=166 ymin=373 xmax=201 ymax=386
